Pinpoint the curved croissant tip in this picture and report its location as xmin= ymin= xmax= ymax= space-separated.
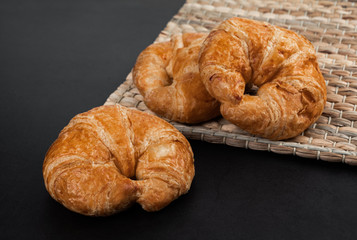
xmin=233 ymin=94 xmax=242 ymax=102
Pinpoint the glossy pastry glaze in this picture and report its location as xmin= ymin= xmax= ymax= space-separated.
xmin=43 ymin=105 xmax=194 ymax=216
xmin=199 ymin=17 xmax=327 ymax=140
xmin=133 ymin=33 xmax=220 ymax=124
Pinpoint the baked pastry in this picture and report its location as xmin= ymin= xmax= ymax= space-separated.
xmin=199 ymin=17 xmax=327 ymax=140
xmin=43 ymin=105 xmax=194 ymax=216
xmin=133 ymin=33 xmax=220 ymax=124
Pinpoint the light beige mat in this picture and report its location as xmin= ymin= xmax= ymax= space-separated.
xmin=105 ymin=0 xmax=357 ymax=165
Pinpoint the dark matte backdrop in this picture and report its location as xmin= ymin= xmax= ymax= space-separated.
xmin=1 ymin=0 xmax=357 ymax=239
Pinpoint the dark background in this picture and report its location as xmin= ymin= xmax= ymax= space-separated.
xmin=1 ymin=0 xmax=357 ymax=239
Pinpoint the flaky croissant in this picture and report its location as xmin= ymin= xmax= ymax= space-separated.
xmin=199 ymin=17 xmax=327 ymax=140
xmin=133 ymin=32 xmax=220 ymax=124
xmin=43 ymin=105 xmax=194 ymax=216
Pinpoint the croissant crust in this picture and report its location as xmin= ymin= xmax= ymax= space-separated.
xmin=43 ymin=105 xmax=194 ymax=216
xmin=199 ymin=17 xmax=327 ymax=140
xmin=133 ymin=32 xmax=220 ymax=123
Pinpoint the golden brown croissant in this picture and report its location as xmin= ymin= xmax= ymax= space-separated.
xmin=133 ymin=32 xmax=220 ymax=124
xmin=199 ymin=17 xmax=327 ymax=140
xmin=43 ymin=105 xmax=194 ymax=216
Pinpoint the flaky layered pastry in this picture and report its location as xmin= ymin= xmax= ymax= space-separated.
xmin=199 ymin=17 xmax=327 ymax=140
xmin=133 ymin=32 xmax=220 ymax=124
xmin=43 ymin=105 xmax=194 ymax=216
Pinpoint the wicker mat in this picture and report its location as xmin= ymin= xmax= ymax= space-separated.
xmin=105 ymin=0 xmax=357 ymax=165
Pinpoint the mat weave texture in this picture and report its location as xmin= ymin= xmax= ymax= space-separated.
xmin=105 ymin=0 xmax=357 ymax=165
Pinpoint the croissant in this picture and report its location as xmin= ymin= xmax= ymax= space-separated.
xmin=43 ymin=105 xmax=194 ymax=216
xmin=133 ymin=32 xmax=220 ymax=124
xmin=199 ymin=17 xmax=327 ymax=140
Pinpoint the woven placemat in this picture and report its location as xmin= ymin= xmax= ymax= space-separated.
xmin=105 ymin=0 xmax=357 ymax=165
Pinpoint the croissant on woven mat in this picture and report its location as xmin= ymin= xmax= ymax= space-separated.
xmin=199 ymin=17 xmax=327 ymax=140
xmin=43 ymin=105 xmax=194 ymax=216
xmin=133 ymin=17 xmax=326 ymax=140
xmin=133 ymin=32 xmax=220 ymax=124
